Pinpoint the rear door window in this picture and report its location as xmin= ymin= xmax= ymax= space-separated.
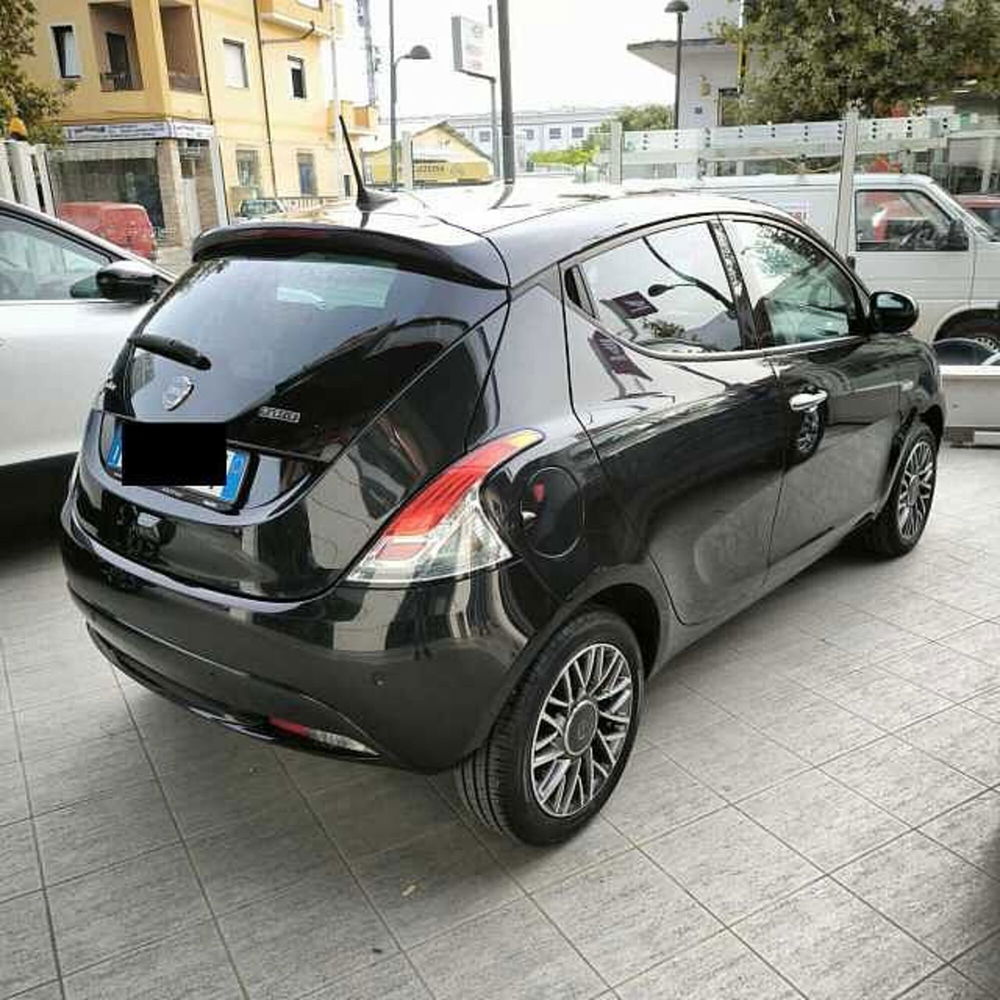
xmin=579 ymin=222 xmax=744 ymax=354
xmin=856 ymin=189 xmax=959 ymax=252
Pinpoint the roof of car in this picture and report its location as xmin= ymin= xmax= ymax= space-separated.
xmin=192 ymin=184 xmax=795 ymax=288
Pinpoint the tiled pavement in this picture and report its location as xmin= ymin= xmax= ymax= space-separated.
xmin=2 ymin=445 xmax=1000 ymax=1000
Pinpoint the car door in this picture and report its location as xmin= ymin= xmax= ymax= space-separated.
xmin=0 ymin=209 xmax=152 ymax=467
xmin=564 ymin=218 xmax=787 ymax=626
xmin=723 ymin=217 xmax=902 ymax=578
xmin=854 ymin=186 xmax=973 ymax=341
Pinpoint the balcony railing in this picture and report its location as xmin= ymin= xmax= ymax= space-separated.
xmin=100 ymin=70 xmax=140 ymax=92
xmin=168 ymin=70 xmax=202 ymax=93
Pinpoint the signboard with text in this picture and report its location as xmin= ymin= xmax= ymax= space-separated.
xmin=451 ymin=15 xmax=496 ymax=81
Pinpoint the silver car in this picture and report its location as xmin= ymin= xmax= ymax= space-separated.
xmin=0 ymin=199 xmax=171 ymax=469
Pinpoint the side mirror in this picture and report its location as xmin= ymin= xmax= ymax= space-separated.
xmin=870 ymin=290 xmax=919 ymax=335
xmin=95 ymin=260 xmax=161 ymax=303
xmin=945 ymin=219 xmax=969 ymax=251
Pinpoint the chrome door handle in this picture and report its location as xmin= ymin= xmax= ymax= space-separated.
xmin=789 ymin=390 xmax=828 ymax=412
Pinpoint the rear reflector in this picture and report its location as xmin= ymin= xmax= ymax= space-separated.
xmin=346 ymin=429 xmax=543 ymax=586
xmin=269 ymin=716 xmax=376 ymax=756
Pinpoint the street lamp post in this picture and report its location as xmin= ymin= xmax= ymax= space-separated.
xmin=388 ymin=0 xmax=430 ymax=191
xmin=665 ymin=0 xmax=689 ymax=131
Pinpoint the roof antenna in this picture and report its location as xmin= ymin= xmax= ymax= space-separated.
xmin=339 ymin=115 xmax=395 ymax=212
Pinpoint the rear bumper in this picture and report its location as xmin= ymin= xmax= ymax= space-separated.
xmin=62 ymin=505 xmax=559 ymax=772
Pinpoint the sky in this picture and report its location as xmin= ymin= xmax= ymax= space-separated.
xmin=336 ymin=0 xmax=681 ymax=118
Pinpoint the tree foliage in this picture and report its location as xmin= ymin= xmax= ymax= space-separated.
xmin=612 ymin=104 xmax=674 ymax=131
xmin=0 ymin=0 xmax=71 ymax=142
xmin=529 ymin=146 xmax=596 ymax=168
xmin=716 ymin=0 xmax=1000 ymax=123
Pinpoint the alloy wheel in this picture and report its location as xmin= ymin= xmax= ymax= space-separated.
xmin=530 ymin=642 xmax=633 ymax=818
xmin=896 ymin=440 xmax=935 ymax=542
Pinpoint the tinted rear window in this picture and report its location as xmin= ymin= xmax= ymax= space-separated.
xmin=131 ymin=253 xmax=505 ymax=408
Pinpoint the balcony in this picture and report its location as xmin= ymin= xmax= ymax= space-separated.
xmin=90 ymin=1 xmax=144 ymax=92
xmin=332 ymin=100 xmax=378 ymax=136
xmin=160 ymin=2 xmax=202 ymax=93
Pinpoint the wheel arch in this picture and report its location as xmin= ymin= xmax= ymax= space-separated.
xmin=586 ymin=582 xmax=662 ymax=677
xmin=921 ymin=404 xmax=944 ymax=447
xmin=933 ymin=309 xmax=1000 ymax=341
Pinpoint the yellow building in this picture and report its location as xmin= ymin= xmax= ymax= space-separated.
xmin=24 ymin=0 xmax=372 ymax=248
xmin=366 ymin=121 xmax=493 ymax=187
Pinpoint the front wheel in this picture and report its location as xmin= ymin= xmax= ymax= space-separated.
xmin=456 ymin=608 xmax=643 ymax=845
xmin=857 ymin=423 xmax=937 ymax=557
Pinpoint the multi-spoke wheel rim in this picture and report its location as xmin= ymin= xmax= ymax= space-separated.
xmin=896 ymin=440 xmax=935 ymax=542
xmin=530 ymin=642 xmax=634 ymax=818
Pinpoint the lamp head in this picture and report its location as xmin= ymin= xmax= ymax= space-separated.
xmin=665 ymin=1 xmax=690 ymax=12
xmin=405 ymin=44 xmax=431 ymax=60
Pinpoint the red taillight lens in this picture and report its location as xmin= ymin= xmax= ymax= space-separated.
xmin=346 ymin=429 xmax=542 ymax=586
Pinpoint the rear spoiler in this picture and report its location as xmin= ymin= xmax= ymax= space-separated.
xmin=192 ymin=221 xmax=509 ymax=290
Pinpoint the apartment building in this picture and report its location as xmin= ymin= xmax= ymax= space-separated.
xmin=24 ymin=0 xmax=372 ymax=248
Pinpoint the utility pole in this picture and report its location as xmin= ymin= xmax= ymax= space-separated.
xmin=389 ymin=0 xmax=397 ymax=190
xmin=487 ymin=5 xmax=500 ymax=180
xmin=496 ymin=0 xmax=515 ymax=183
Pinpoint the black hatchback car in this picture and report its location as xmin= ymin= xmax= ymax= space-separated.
xmin=62 ymin=190 xmax=942 ymax=844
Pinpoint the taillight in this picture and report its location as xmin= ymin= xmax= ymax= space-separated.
xmin=346 ymin=429 xmax=542 ymax=586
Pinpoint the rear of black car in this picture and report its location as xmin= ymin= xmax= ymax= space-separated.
xmin=61 ymin=218 xmax=557 ymax=770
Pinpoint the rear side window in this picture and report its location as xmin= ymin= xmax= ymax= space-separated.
xmin=579 ymin=223 xmax=743 ymax=354
xmin=130 ymin=253 xmax=505 ymax=424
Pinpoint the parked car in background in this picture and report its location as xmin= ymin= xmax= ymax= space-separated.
xmin=957 ymin=193 xmax=1000 ymax=235
xmin=62 ymin=190 xmax=941 ymax=845
xmin=663 ymin=173 xmax=1000 ymax=348
xmin=0 ymin=198 xmax=171 ymax=469
xmin=932 ymin=336 xmax=1000 ymax=366
xmin=235 ymin=197 xmax=287 ymax=220
xmin=56 ymin=201 xmax=157 ymax=260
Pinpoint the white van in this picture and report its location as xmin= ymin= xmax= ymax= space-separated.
xmin=657 ymin=173 xmax=1000 ymax=346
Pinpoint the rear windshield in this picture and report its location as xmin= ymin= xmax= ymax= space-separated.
xmin=131 ymin=253 xmax=505 ymax=407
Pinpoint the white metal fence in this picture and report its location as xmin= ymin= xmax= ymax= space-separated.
xmin=0 ymin=141 xmax=55 ymax=213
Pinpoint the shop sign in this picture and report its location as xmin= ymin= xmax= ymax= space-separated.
xmin=63 ymin=120 xmax=215 ymax=142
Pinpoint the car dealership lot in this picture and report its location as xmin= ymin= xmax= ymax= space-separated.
xmin=2 ymin=445 xmax=1000 ymax=1000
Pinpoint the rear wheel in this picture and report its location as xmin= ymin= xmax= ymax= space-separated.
xmin=938 ymin=317 xmax=1000 ymax=352
xmin=857 ymin=424 xmax=937 ymax=557
xmin=456 ymin=608 xmax=643 ymax=845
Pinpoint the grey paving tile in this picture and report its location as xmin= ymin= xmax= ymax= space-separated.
xmin=305 ymin=955 xmax=432 ymax=1000
xmin=900 ymin=707 xmax=1000 ymax=786
xmin=477 ymin=814 xmax=630 ymax=893
xmin=0 ymin=759 xmax=28 ymax=826
xmin=24 ymin=730 xmax=153 ymax=814
xmin=863 ymin=591 xmax=983 ymax=642
xmin=34 ymin=780 xmax=176 ymax=884
xmin=15 ymin=687 xmax=134 ymax=759
xmin=353 ymin=820 xmax=522 ymax=948
xmin=535 ymin=849 xmax=720 ymax=985
xmin=218 ymin=863 xmax=396 ymax=1000
xmin=836 ymin=832 xmax=1000 ymax=960
xmin=275 ymin=744 xmax=365 ymax=796
xmin=62 ymin=922 xmax=242 ymax=1000
xmin=48 ymin=843 xmax=210 ymax=974
xmin=896 ymin=966 xmax=994 ymax=1000
xmin=956 ymin=932 xmax=1000 ymax=996
xmin=309 ymin=769 xmax=457 ymax=861
xmin=757 ymin=694 xmax=884 ymax=764
xmin=6 ymin=653 xmax=117 ymax=712
xmin=661 ymin=718 xmax=808 ymax=801
xmin=965 ymin=687 xmax=1000 ymax=725
xmin=879 ymin=644 xmax=1000 ymax=702
xmin=942 ymin=622 xmax=1000 ymax=668
xmin=409 ymin=896 xmax=604 ymax=1000
xmin=814 ymin=614 xmax=926 ymax=663
xmin=158 ymin=753 xmax=299 ymax=840
xmin=823 ymin=736 xmax=985 ymax=826
xmin=641 ymin=679 xmax=735 ymax=743
xmin=921 ymin=791 xmax=1000 ymax=877
xmin=823 ymin=666 xmax=954 ymax=730
xmin=602 ymin=747 xmax=724 ymax=843
xmin=188 ymin=796 xmax=342 ymax=915
xmin=617 ymin=929 xmax=800 ymax=1000
xmin=0 ymin=712 xmax=16 ymax=766
xmin=734 ymin=878 xmax=938 ymax=1000
xmin=740 ymin=769 xmax=907 ymax=871
xmin=0 ymin=891 xmax=57 ymax=998
xmin=644 ymin=807 xmax=819 ymax=924
xmin=0 ymin=819 xmax=41 ymax=902
xmin=12 ymin=982 xmax=64 ymax=1000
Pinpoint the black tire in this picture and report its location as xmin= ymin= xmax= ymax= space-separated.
xmin=857 ymin=423 xmax=937 ymax=557
xmin=938 ymin=317 xmax=1000 ymax=352
xmin=455 ymin=607 xmax=644 ymax=845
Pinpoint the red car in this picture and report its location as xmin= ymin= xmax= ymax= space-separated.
xmin=957 ymin=193 xmax=1000 ymax=234
xmin=56 ymin=201 xmax=156 ymax=259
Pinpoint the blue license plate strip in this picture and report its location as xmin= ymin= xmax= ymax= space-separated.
xmin=106 ymin=425 xmax=248 ymax=504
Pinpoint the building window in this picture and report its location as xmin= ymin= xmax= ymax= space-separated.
xmin=548 ymin=127 xmax=562 ymax=140
xmin=298 ymin=0 xmax=321 ymax=7
xmin=288 ymin=56 xmax=306 ymax=99
xmin=236 ymin=148 xmax=260 ymax=188
xmin=297 ymin=152 xmax=317 ymax=195
xmin=522 ymin=128 xmax=534 ymax=140
xmin=51 ymin=25 xmax=81 ymax=78
xmin=571 ymin=125 xmax=585 ymax=139
xmin=478 ymin=129 xmax=491 ymax=143
xmin=223 ymin=39 xmax=248 ymax=88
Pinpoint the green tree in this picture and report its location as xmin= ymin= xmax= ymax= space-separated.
xmin=716 ymin=0 xmax=1000 ymax=123
xmin=613 ymin=104 xmax=674 ymax=131
xmin=0 ymin=0 xmax=71 ymax=142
